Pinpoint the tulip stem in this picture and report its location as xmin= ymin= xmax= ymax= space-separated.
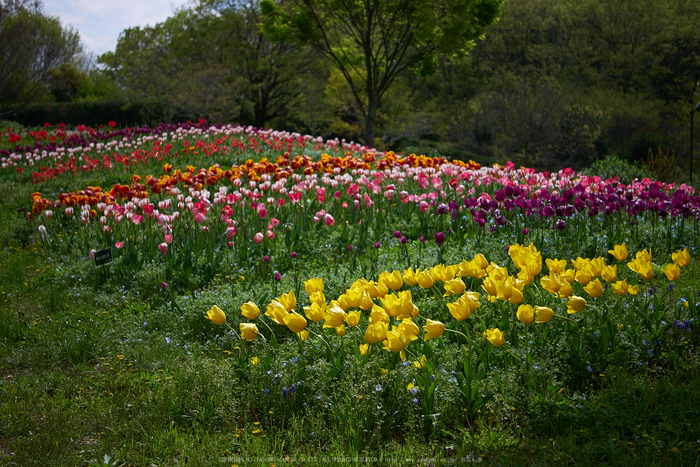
xmin=444 ymin=328 xmax=469 ymax=341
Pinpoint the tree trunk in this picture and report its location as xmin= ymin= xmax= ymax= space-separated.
xmin=365 ymin=96 xmax=378 ymax=149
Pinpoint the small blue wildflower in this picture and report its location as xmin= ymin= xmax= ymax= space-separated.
xmin=413 ymin=398 xmax=419 ymax=405
xmin=410 ymin=387 xmax=418 ymax=396
xmin=264 ymin=389 xmax=270 ymax=395
xmin=375 ymin=384 xmax=382 ymax=392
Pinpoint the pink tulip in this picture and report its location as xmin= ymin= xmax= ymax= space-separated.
xmin=164 ymin=234 xmax=173 ymax=244
xmin=324 ymin=213 xmax=335 ymax=226
xmin=254 ymin=232 xmax=264 ymax=243
xmin=89 ymin=249 xmax=96 ymax=259
xmin=258 ymin=207 xmax=268 ymax=219
xmin=266 ymin=230 xmax=275 ymax=240
xmin=195 ymin=213 xmax=206 ymax=223
xmin=115 ymin=241 xmax=124 ymax=249
xmin=270 ymin=217 xmax=279 ymax=227
xmin=65 ymin=207 xmax=73 ymax=217
xmin=158 ymin=243 xmax=168 ymax=255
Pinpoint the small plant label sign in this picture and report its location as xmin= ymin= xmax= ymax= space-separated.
xmin=94 ymin=248 xmax=113 ymax=267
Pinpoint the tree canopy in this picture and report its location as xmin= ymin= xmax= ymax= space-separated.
xmin=260 ymin=0 xmax=504 ymax=147
xmin=0 ymin=0 xmax=81 ymax=114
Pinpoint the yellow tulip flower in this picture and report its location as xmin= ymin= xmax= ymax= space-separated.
xmin=628 ymin=284 xmax=640 ymax=295
xmin=403 ymin=267 xmax=418 ymax=286
xmin=240 ymin=322 xmax=258 ymax=341
xmin=443 ymin=277 xmax=466 ymax=296
xmin=369 ymin=304 xmax=390 ymax=324
xmin=584 ymin=278 xmax=605 ymax=298
xmin=416 ymin=269 xmax=436 ymax=288
xmin=299 ymin=330 xmax=309 ymax=341
xmin=205 ymin=305 xmax=226 ymax=325
xmin=663 ymin=263 xmax=680 ymax=281
xmin=323 ymin=302 xmax=347 ymax=328
xmin=628 ymin=259 xmax=654 ymax=281
xmin=423 ymin=319 xmax=445 ymax=340
xmin=517 ymin=304 xmax=534 ymax=324
xmin=335 ymin=325 xmax=346 ymax=336
xmin=601 ymin=264 xmax=617 ymax=282
xmin=611 ymin=280 xmax=628 ymax=296
xmin=309 ymin=291 xmax=326 ymax=305
xmin=240 ymin=301 xmax=260 ymax=320
xmin=303 ymin=301 xmax=326 ymax=322
xmin=283 ymin=312 xmax=307 ymax=333
xmin=546 ymin=258 xmax=567 ymax=274
xmin=366 ymin=280 xmax=389 ymax=299
xmin=265 ymin=300 xmax=289 ymax=325
xmin=483 ymin=328 xmax=505 ymax=347
xmin=566 ymin=296 xmax=587 ymax=314
xmin=534 ymin=306 xmax=554 ymax=323
xmin=346 ymin=310 xmax=362 ymax=327
xmin=278 ymin=291 xmax=297 ymax=311
xmin=399 ymin=318 xmax=420 ymax=338
xmin=608 ymin=244 xmax=628 ymax=261
xmin=359 ymin=344 xmax=371 ymax=356
xmin=672 ymin=248 xmax=690 ymax=267
xmin=379 ymin=270 xmax=403 ymax=291
xmin=365 ymin=321 xmax=388 ymax=343
xmin=250 ymin=356 xmax=260 ymax=365
xmin=304 ymin=277 xmax=324 ymax=295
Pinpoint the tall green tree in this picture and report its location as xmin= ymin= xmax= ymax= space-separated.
xmin=260 ymin=0 xmax=504 ymax=148
xmin=0 ymin=0 xmax=81 ymax=114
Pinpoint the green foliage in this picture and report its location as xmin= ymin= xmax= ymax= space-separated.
xmin=582 ymin=155 xmax=654 ymax=185
xmin=0 ymin=0 xmax=82 ymax=113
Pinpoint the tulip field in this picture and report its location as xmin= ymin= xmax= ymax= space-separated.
xmin=2 ymin=121 xmax=700 ymax=466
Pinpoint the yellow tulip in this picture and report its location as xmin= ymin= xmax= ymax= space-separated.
xmin=399 ymin=318 xmax=420 ymax=338
xmin=601 ymin=264 xmax=617 ymax=282
xmin=447 ymin=292 xmax=479 ymax=320
xmin=575 ymin=268 xmax=593 ymax=286
xmin=628 ymin=259 xmax=654 ymax=281
xmin=283 ymin=312 xmax=307 ymax=333
xmin=608 ymin=244 xmax=628 ymax=261
xmin=461 ymin=259 xmax=486 ymax=279
xmin=346 ymin=310 xmax=362 ymax=327
xmin=382 ymin=327 xmax=417 ymax=353
xmin=365 ymin=321 xmax=388 ymax=343
xmin=403 ymin=267 xmax=418 ymax=286
xmin=534 ymin=306 xmax=554 ymax=323
xmin=611 ymin=280 xmax=628 ymax=296
xmin=540 ymin=273 xmax=561 ymax=295
xmin=379 ymin=270 xmax=403 ymax=291
xmin=628 ymin=284 xmax=639 ymax=295
xmin=304 ymin=277 xmax=324 ymax=295
xmin=672 ymin=248 xmax=690 ymax=267
xmin=205 ymin=305 xmax=226 ymax=325
xmin=443 ymin=277 xmax=466 ymax=296
xmin=335 ymin=325 xmax=346 ymax=336
xmin=359 ymin=344 xmax=371 ymax=356
xmin=303 ymin=301 xmax=326 ymax=322
xmin=635 ymin=249 xmax=652 ymax=263
xmin=663 ymin=263 xmax=680 ymax=281
xmin=481 ymin=276 xmax=498 ymax=296
xmin=546 ymin=258 xmax=567 ymax=274
xmin=583 ymin=278 xmax=605 ymax=298
xmin=571 ymin=257 xmax=589 ymax=271
xmin=359 ymin=291 xmax=373 ymax=310
xmin=250 ymin=356 xmax=260 ymax=365
xmin=416 ymin=269 xmax=436 ymax=288
xmin=473 ymin=253 xmax=489 ymax=270
xmin=369 ymin=304 xmax=390 ymax=324
xmin=240 ymin=322 xmax=258 ymax=341
xmin=516 ymin=304 xmax=534 ymax=324
xmin=423 ymin=319 xmax=445 ymax=340
xmin=299 ymin=330 xmax=309 ymax=341
xmin=589 ymin=257 xmax=605 ymax=277
xmin=323 ymin=302 xmax=347 ymax=328
xmin=483 ymin=328 xmax=505 ymax=347
xmin=309 ymin=290 xmax=326 ymax=305
xmin=558 ymin=280 xmax=573 ymax=298
xmin=240 ymin=301 xmax=260 ymax=320
xmin=265 ymin=300 xmax=289 ymax=325
xmin=566 ymin=296 xmax=587 ymax=314
xmin=413 ymin=355 xmax=427 ymax=369
xmin=366 ymin=281 xmax=388 ymax=299
xmin=562 ymin=269 xmax=576 ymax=283
xmin=278 ymin=291 xmax=297 ymax=311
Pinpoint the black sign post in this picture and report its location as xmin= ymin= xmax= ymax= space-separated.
xmin=94 ymin=248 xmax=112 ymax=280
